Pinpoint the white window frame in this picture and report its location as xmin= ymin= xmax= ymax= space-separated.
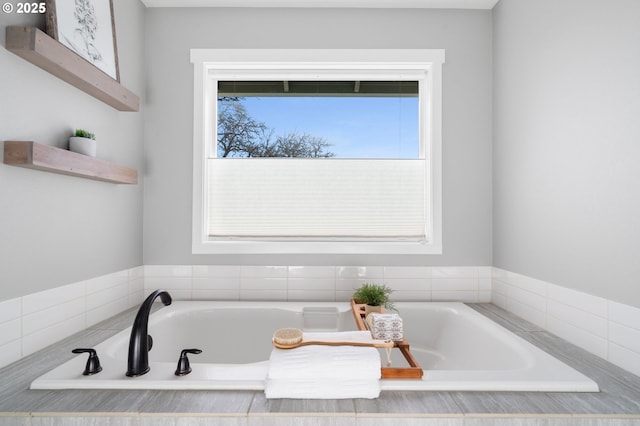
xmin=191 ymin=49 xmax=444 ymax=255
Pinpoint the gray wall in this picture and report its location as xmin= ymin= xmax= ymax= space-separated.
xmin=143 ymin=7 xmax=493 ymax=267
xmin=493 ymin=0 xmax=640 ymax=307
xmin=0 ymin=0 xmax=146 ymax=302
xmin=5 ymin=1 xmax=637 ymax=308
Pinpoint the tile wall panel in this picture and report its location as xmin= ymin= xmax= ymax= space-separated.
xmin=492 ymin=267 xmax=640 ymax=378
xmin=0 ymin=267 xmax=146 ymax=370
xmin=8 ymin=264 xmax=638 ymax=379
xmin=21 ymin=281 xmax=87 ymax=356
xmin=609 ymin=301 xmax=640 ymax=376
xmin=128 ymin=266 xmax=146 ymax=307
xmin=142 ymin=266 xmax=491 ymax=305
xmin=0 ymin=297 xmax=22 ymax=367
xmin=22 ymin=313 xmax=87 ymax=356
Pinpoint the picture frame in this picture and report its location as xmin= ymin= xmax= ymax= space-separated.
xmin=45 ymin=0 xmax=120 ymax=82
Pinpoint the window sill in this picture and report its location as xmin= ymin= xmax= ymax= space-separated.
xmin=192 ymin=240 xmax=442 ymax=255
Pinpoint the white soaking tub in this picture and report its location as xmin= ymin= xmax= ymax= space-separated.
xmin=30 ymin=301 xmax=598 ymax=392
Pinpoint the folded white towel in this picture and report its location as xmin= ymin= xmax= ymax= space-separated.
xmin=265 ymin=330 xmax=382 ymax=399
xmin=268 ymin=345 xmax=381 ymax=380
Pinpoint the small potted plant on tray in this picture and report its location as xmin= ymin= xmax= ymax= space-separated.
xmin=352 ymin=283 xmax=395 ymax=314
xmin=69 ymin=129 xmax=97 ymax=157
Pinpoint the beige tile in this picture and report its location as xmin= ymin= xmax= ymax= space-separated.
xmin=250 ymin=392 xmax=355 ymax=414
xmin=356 ymin=417 xmax=462 ymax=426
xmin=0 ymin=416 xmax=29 ymax=426
xmin=249 ymin=415 xmax=355 ymax=426
xmin=32 ymin=417 xmax=138 ymax=426
xmin=141 ymin=390 xmax=254 ymax=414
xmin=355 ymin=391 xmax=460 ymax=415
xmin=141 ymin=417 xmax=246 ymax=426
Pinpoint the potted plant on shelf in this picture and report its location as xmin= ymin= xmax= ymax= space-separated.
xmin=69 ymin=129 xmax=97 ymax=157
xmin=352 ymin=283 xmax=395 ymax=314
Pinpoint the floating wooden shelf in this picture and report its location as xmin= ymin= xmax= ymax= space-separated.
xmin=4 ymin=141 xmax=138 ymax=184
xmin=350 ymin=300 xmax=424 ymax=379
xmin=5 ymin=26 xmax=139 ymax=112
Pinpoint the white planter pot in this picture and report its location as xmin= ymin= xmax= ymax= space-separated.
xmin=69 ymin=136 xmax=97 ymax=157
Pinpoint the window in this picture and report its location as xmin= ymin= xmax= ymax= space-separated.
xmin=191 ymin=49 xmax=444 ymax=254
xmin=216 ymin=81 xmax=419 ymax=158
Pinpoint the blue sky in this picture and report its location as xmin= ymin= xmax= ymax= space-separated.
xmin=239 ymin=96 xmax=419 ymax=158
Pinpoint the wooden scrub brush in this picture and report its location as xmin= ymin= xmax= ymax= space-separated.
xmin=272 ymin=327 xmax=394 ymax=349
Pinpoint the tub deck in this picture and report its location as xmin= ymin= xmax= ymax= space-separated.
xmin=1 ymin=304 xmax=639 ymax=425
xmin=28 ymin=301 xmax=597 ymax=392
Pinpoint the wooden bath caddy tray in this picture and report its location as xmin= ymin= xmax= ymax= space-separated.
xmin=350 ymin=300 xmax=423 ymax=379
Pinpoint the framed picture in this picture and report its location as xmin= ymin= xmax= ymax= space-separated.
xmin=45 ymin=0 xmax=120 ymax=81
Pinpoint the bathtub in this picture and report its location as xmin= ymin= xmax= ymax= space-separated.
xmin=30 ymin=301 xmax=598 ymax=392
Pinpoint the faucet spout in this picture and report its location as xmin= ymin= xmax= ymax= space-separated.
xmin=126 ymin=289 xmax=172 ymax=377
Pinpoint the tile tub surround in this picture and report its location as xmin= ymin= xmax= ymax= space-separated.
xmin=144 ymin=265 xmax=493 ymax=303
xmin=1 ymin=265 xmax=491 ymax=371
xmin=492 ymin=268 xmax=640 ymax=378
xmin=0 ymin=304 xmax=639 ymax=425
xmin=2 ymin=264 xmax=640 ymax=383
xmin=0 ymin=265 xmax=491 ymax=371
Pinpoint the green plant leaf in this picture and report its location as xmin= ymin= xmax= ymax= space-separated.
xmin=352 ymin=283 xmax=395 ymax=310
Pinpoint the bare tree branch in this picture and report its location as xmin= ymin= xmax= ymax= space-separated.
xmin=217 ymin=98 xmax=335 ymax=158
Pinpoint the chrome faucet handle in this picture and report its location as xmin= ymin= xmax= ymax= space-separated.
xmin=72 ymin=348 xmax=103 ymax=375
xmin=175 ymin=348 xmax=202 ymax=376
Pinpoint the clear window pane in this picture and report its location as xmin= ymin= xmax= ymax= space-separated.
xmin=217 ymin=81 xmax=419 ymax=159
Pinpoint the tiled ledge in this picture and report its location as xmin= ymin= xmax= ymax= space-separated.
xmin=492 ymin=268 xmax=640 ymax=378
